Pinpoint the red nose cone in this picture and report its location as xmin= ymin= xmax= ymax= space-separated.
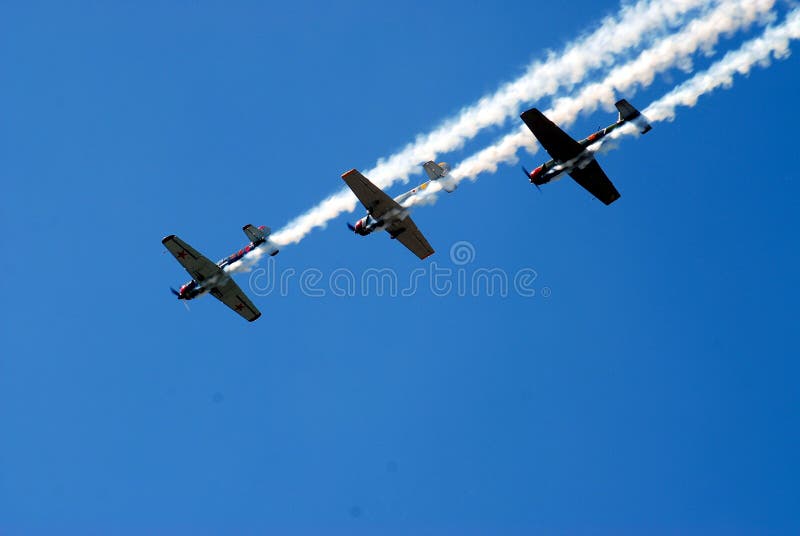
xmin=530 ymin=165 xmax=544 ymax=179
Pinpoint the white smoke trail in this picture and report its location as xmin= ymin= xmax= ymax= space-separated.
xmin=450 ymin=0 xmax=775 ymax=183
xmin=644 ymin=8 xmax=800 ymax=123
xmin=229 ymin=0 xmax=779 ymax=274
xmin=588 ymin=6 xmax=800 ymax=153
xmin=228 ymin=7 xmax=798 ymax=275
xmin=542 ymin=7 xmax=800 ymax=197
xmin=271 ymin=0 xmax=715 ymax=245
xmin=370 ymin=0 xmax=800 ymax=249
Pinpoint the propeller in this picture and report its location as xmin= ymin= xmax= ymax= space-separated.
xmin=347 ymin=222 xmax=356 ymax=232
xmin=170 ymin=287 xmax=191 ymax=311
xmin=521 ymin=166 xmax=542 ymax=192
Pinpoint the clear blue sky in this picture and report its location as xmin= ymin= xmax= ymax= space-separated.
xmin=2 ymin=1 xmax=799 ymax=534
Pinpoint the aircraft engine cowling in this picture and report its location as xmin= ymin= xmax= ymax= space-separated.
xmin=352 ymin=218 xmax=370 ymax=236
xmin=529 ymin=165 xmax=545 ymax=182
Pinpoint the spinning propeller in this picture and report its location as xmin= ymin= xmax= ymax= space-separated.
xmin=521 ymin=166 xmax=542 ymax=192
xmin=169 ymin=287 xmax=190 ymax=311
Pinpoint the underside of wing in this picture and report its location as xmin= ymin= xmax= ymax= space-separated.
xmin=568 ymin=159 xmax=621 ymax=205
xmin=342 ymin=169 xmax=403 ymax=221
xmin=520 ymin=108 xmax=584 ymax=162
xmin=386 ymin=216 xmax=435 ymax=260
xmin=209 ymin=278 xmax=261 ymax=322
xmin=162 ymin=235 xmax=223 ymax=282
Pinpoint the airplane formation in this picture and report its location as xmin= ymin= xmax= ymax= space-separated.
xmin=163 ymin=100 xmax=652 ymax=321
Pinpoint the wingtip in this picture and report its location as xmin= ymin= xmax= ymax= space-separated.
xmin=249 ymin=312 xmax=262 ymax=322
xmin=520 ymin=107 xmax=543 ymax=120
xmin=341 ymin=169 xmax=360 ymax=180
xmin=162 ymin=234 xmax=176 ymax=244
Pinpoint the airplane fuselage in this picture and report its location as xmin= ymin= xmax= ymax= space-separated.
xmin=175 ymin=236 xmax=278 ymax=300
xmin=528 ymin=118 xmax=629 ymax=186
xmin=217 ymin=236 xmax=278 ymax=270
xmin=351 ymin=179 xmax=436 ymax=236
xmin=520 ymin=98 xmax=651 ymax=205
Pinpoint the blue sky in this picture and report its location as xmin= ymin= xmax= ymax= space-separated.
xmin=1 ymin=1 xmax=799 ymax=534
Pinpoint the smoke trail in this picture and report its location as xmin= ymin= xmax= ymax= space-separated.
xmin=449 ymin=0 xmax=775 ymax=183
xmin=586 ymin=6 xmax=800 ymax=155
xmin=225 ymin=8 xmax=797 ymax=275
xmin=271 ymin=0 xmax=715 ymax=245
xmin=644 ymin=8 xmax=800 ymax=123
xmin=377 ymin=0 xmax=800 ymax=248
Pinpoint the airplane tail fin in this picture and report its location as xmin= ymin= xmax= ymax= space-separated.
xmin=243 ymin=224 xmax=271 ymax=243
xmin=615 ymin=99 xmax=652 ymax=134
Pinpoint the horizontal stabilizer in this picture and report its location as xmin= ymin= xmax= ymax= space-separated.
xmin=615 ymin=99 xmax=652 ymax=134
xmin=422 ymin=161 xmax=450 ymax=180
xmin=439 ymin=179 xmax=458 ymax=193
xmin=243 ymin=224 xmax=270 ymax=244
xmin=422 ymin=161 xmax=456 ymax=191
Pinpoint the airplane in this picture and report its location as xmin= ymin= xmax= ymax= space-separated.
xmin=520 ymin=99 xmax=652 ymax=205
xmin=342 ymin=161 xmax=453 ymax=260
xmin=162 ymin=224 xmax=279 ymax=322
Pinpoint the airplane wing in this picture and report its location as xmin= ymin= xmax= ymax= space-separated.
xmin=520 ymin=108 xmax=584 ymax=162
xmin=342 ymin=169 xmax=403 ymax=221
xmin=386 ymin=216 xmax=435 ymax=260
xmin=162 ymin=234 xmax=224 ymax=283
xmin=209 ymin=278 xmax=262 ymax=322
xmin=342 ymin=169 xmax=434 ymax=259
xmin=569 ymin=160 xmax=621 ymax=205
